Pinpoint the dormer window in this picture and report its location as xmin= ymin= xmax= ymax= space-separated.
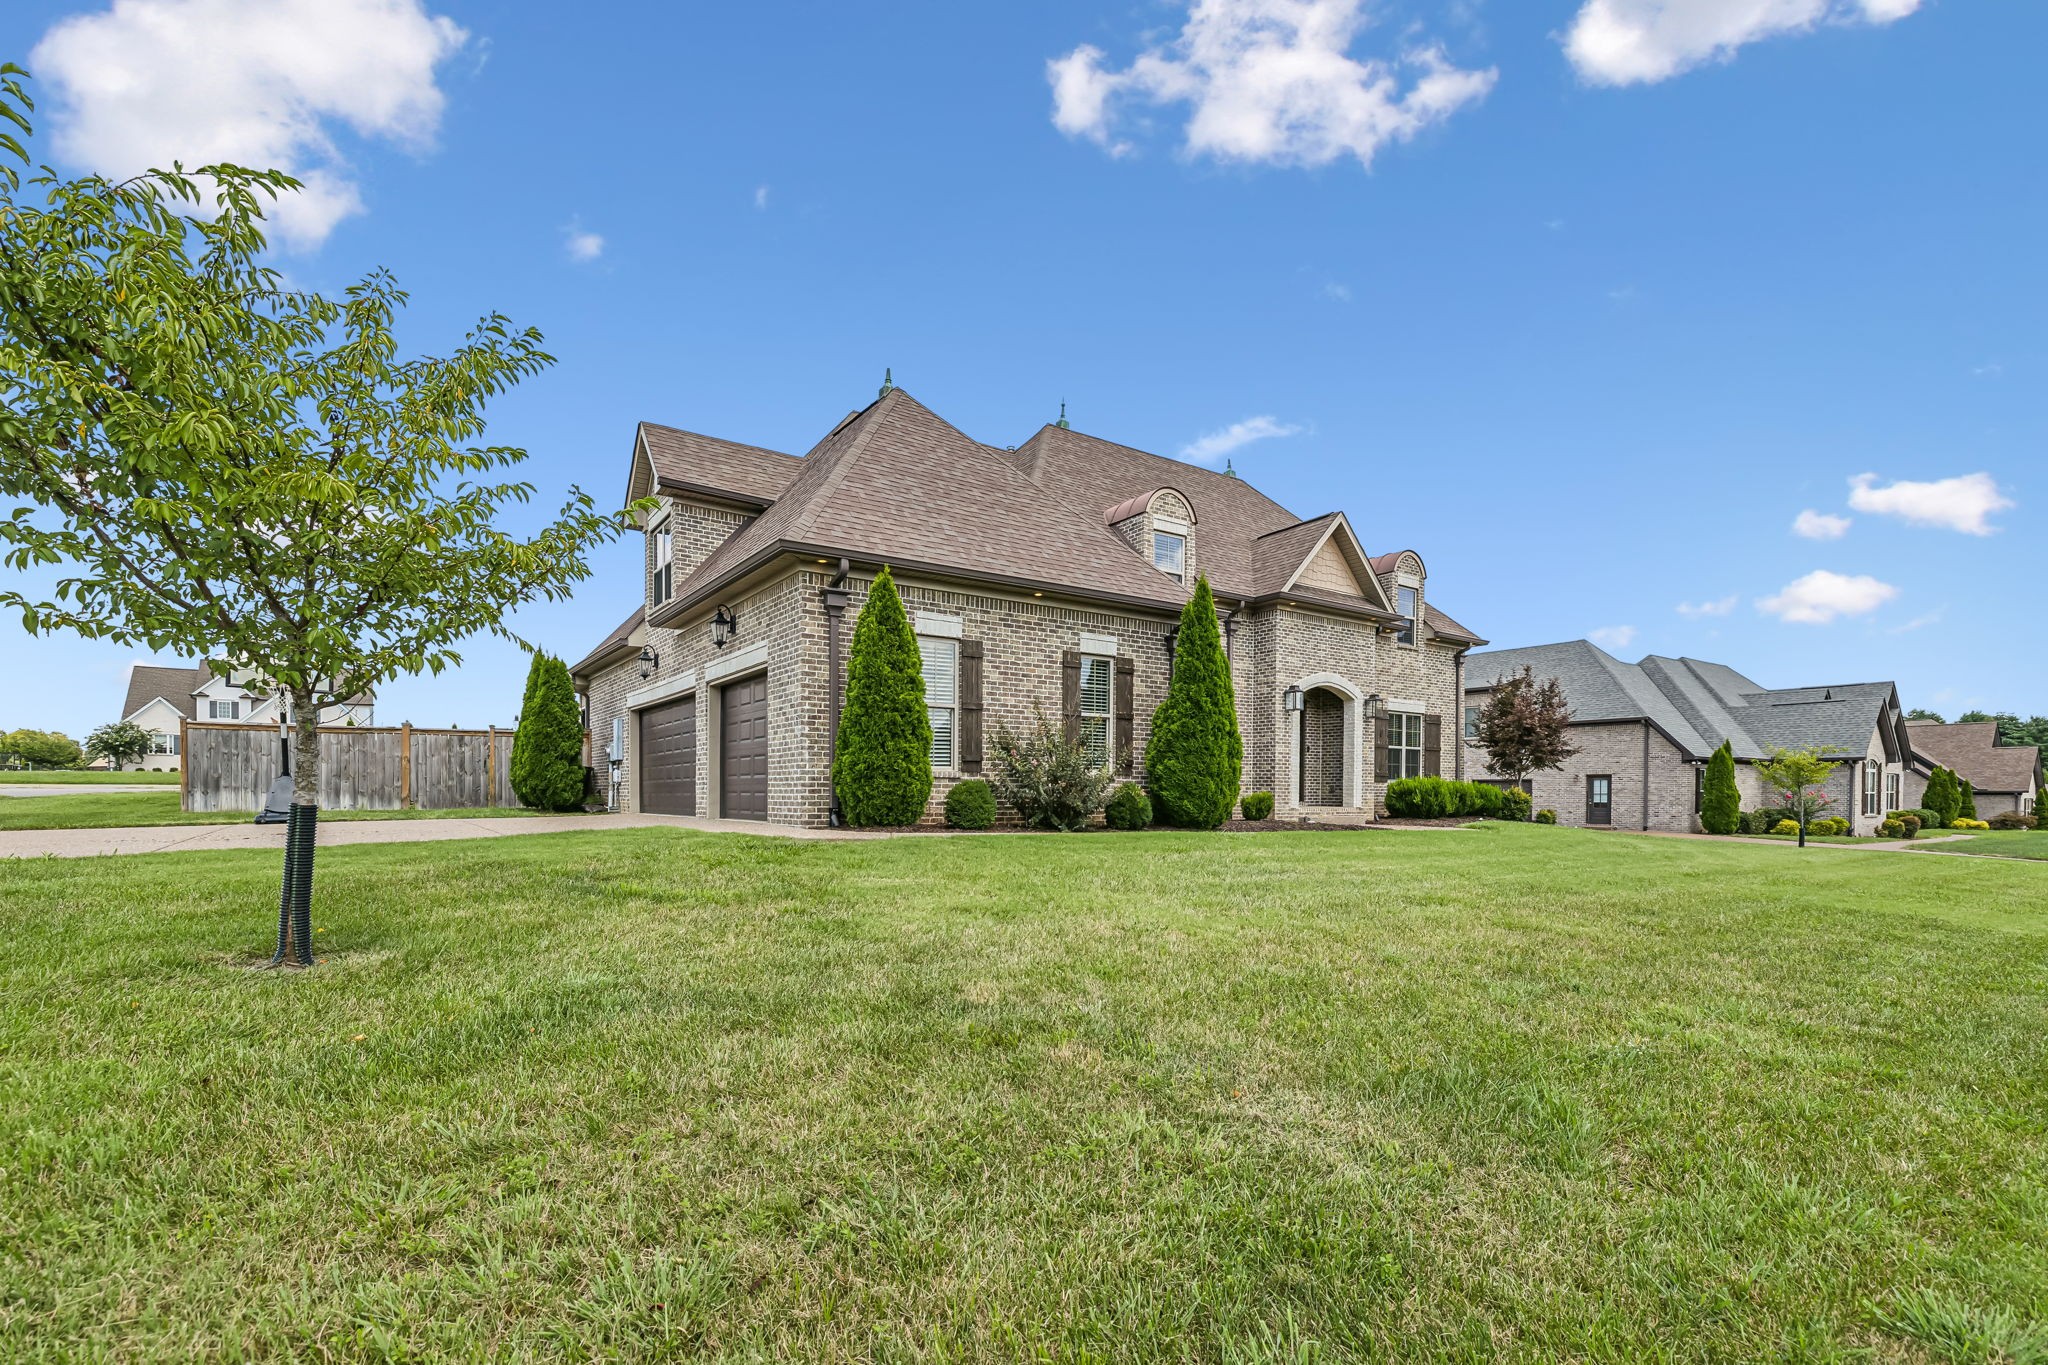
xmin=1395 ymin=586 xmax=1417 ymax=645
xmin=1153 ymin=530 xmax=1186 ymax=583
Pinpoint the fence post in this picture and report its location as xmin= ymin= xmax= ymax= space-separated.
xmin=487 ymin=725 xmax=498 ymax=808
xmin=400 ymin=722 xmax=413 ymax=809
xmin=179 ymin=717 xmax=190 ymax=811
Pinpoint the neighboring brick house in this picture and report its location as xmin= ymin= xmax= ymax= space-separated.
xmin=569 ymin=384 xmax=1485 ymax=828
xmin=1901 ymin=722 xmax=2041 ymax=818
xmin=117 ymin=662 xmax=375 ymax=771
xmin=1462 ymin=641 xmax=1914 ymax=835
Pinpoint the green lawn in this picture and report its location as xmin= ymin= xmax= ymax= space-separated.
xmin=0 ymin=768 xmax=180 ymax=784
xmin=0 ymin=792 xmax=561 ymax=830
xmin=1 ymin=825 xmax=2043 ymax=1361
xmin=1935 ymin=830 xmax=2048 ymax=862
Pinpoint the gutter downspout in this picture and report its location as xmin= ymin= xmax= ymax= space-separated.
xmin=1641 ymin=719 xmax=1652 ymax=831
xmin=823 ymin=558 xmax=851 ymax=827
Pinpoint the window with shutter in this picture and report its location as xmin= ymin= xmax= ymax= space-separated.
xmin=958 ymin=640 xmax=984 ymax=773
xmin=1079 ymin=655 xmax=1113 ymax=767
xmin=1114 ymin=656 xmax=1136 ymax=773
xmin=919 ymin=636 xmax=958 ymax=770
xmin=1386 ymin=712 xmax=1425 ymax=779
xmin=1062 ymin=650 xmax=1082 ymax=746
xmin=1423 ymin=714 xmax=1442 ymax=777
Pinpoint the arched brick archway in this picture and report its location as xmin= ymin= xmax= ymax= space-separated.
xmin=1288 ymin=673 xmax=1363 ymax=810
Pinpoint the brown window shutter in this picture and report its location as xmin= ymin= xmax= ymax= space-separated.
xmin=1376 ymin=714 xmax=1392 ymax=781
xmin=1061 ymin=650 xmax=1082 ymax=746
xmin=959 ymin=639 xmax=985 ymax=774
xmin=1424 ymin=714 xmax=1442 ymax=777
xmin=1114 ymin=656 xmax=1136 ymax=773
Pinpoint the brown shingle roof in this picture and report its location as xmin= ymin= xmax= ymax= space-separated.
xmin=1250 ymin=515 xmax=1341 ymax=595
xmin=1907 ymin=721 xmax=2043 ymax=794
xmin=1425 ymin=605 xmax=1485 ymax=646
xmin=569 ymin=606 xmax=645 ymax=681
xmin=121 ymin=662 xmax=209 ymax=722
xmin=638 ymin=423 xmax=803 ymax=508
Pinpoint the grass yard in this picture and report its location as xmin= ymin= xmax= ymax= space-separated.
xmin=0 ymin=768 xmax=180 ymax=784
xmin=1933 ymin=830 xmax=2048 ymax=862
xmin=0 ymin=792 xmax=561 ymax=830
xmin=1 ymin=824 xmax=2044 ymax=1361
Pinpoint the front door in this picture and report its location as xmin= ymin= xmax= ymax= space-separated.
xmin=1586 ymin=774 xmax=1612 ymax=826
xmin=720 ymin=673 xmax=769 ymax=821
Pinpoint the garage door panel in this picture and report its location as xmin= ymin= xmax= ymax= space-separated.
xmin=720 ymin=674 xmax=768 ymax=821
xmin=639 ymin=696 xmax=695 ymax=816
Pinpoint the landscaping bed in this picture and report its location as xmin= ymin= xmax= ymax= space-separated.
xmin=2 ymin=824 xmax=2042 ymax=1359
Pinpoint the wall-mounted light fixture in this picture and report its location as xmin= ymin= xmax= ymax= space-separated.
xmin=637 ymin=644 xmax=659 ymax=680
xmin=1283 ymin=685 xmax=1305 ymax=713
xmin=710 ymin=605 xmax=739 ymax=650
xmin=1364 ymin=693 xmax=1383 ymax=722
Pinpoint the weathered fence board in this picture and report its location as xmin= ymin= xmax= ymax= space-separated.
xmin=182 ymin=722 xmax=551 ymax=812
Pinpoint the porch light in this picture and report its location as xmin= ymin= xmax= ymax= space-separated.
xmin=710 ymin=605 xmax=739 ymax=650
xmin=1283 ymin=685 xmax=1305 ymax=713
xmin=637 ymin=644 xmax=659 ymax=680
xmin=1364 ymin=693 xmax=1383 ymax=721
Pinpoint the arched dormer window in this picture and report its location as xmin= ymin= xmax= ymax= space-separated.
xmin=1106 ymin=488 xmax=1197 ymax=585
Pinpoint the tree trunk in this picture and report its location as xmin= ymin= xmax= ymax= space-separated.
xmin=267 ymin=686 xmax=321 ymax=968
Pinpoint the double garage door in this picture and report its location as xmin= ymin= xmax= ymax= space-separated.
xmin=637 ymin=674 xmax=769 ymax=821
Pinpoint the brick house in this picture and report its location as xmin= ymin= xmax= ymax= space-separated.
xmin=1462 ymin=641 xmax=1913 ymax=835
xmin=569 ymin=384 xmax=1485 ymax=827
xmin=1900 ymin=722 xmax=2041 ymax=818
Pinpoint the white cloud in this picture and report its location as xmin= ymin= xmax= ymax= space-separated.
xmin=1180 ymin=414 xmax=1303 ymax=465
xmin=1321 ymin=281 xmax=1353 ymax=303
xmin=1757 ymin=570 xmax=1898 ymax=625
xmin=31 ymin=0 xmax=468 ymax=251
xmin=1048 ymin=0 xmax=1497 ymax=169
xmin=563 ymin=225 xmax=605 ymax=262
xmin=1588 ymin=625 xmax=1638 ymax=651
xmin=1793 ymin=509 xmax=1852 ymax=540
xmin=754 ymin=184 xmax=771 ymax=210
xmin=1888 ymin=611 xmax=1942 ymax=635
xmin=1847 ymin=472 xmax=2015 ymax=536
xmin=1564 ymin=0 xmax=1920 ymax=87
xmin=1676 ymin=594 xmax=1738 ymax=618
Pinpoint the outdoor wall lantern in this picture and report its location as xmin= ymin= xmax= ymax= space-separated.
xmin=1283 ymin=685 xmax=1305 ymax=713
xmin=710 ymin=605 xmax=739 ymax=650
xmin=637 ymin=644 xmax=659 ymax=680
xmin=1364 ymin=693 xmax=1383 ymax=722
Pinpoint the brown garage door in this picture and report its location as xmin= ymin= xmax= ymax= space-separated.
xmin=720 ymin=673 xmax=769 ymax=821
xmin=638 ymin=695 xmax=695 ymax=816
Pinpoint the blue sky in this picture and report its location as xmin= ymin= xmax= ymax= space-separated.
xmin=2 ymin=0 xmax=2042 ymax=740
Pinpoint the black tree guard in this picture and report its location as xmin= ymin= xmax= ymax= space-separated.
xmin=267 ymin=804 xmax=318 ymax=968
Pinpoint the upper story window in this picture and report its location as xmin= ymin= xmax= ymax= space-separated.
xmin=920 ymin=637 xmax=958 ymax=770
xmin=1152 ymin=530 xmax=1186 ymax=583
xmin=1395 ymin=586 xmax=1418 ymax=646
xmin=1386 ymin=712 xmax=1425 ymax=779
xmin=651 ymin=524 xmax=675 ymax=605
xmin=209 ymin=700 xmax=240 ymax=720
xmin=1079 ymin=655 xmax=1113 ymax=766
xmin=1463 ymin=705 xmax=1481 ymax=740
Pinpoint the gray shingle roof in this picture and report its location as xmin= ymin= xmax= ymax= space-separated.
xmin=1466 ymin=642 xmax=1904 ymax=762
xmin=121 ymin=662 xmax=211 ymax=722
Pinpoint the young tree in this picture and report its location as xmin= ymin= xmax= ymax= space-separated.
xmin=1700 ymin=739 xmax=1741 ymax=835
xmin=0 ymin=70 xmax=627 ymax=966
xmin=1473 ymin=665 xmax=1579 ymax=787
xmin=84 ymin=720 xmax=152 ymax=771
xmin=1922 ymin=766 xmax=1961 ymax=829
xmin=509 ymin=653 xmax=585 ymax=812
xmin=1754 ymin=746 xmax=1837 ymax=847
xmin=0 ymin=728 xmax=81 ymax=768
xmin=2037 ymin=787 xmax=2047 ymax=829
xmin=833 ymin=566 xmax=932 ymax=826
xmin=1958 ymin=777 xmax=1977 ymax=822
xmin=1146 ymin=576 xmax=1241 ymax=828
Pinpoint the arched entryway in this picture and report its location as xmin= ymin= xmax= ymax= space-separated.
xmin=1299 ymin=687 xmax=1346 ymax=806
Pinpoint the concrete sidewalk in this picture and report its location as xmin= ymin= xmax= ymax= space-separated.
xmin=0 ymin=812 xmax=893 ymax=860
xmin=1 ymin=784 xmax=170 ymax=798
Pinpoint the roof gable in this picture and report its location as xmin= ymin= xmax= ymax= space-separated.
xmin=629 ymin=422 xmax=805 ymax=512
xmin=1907 ymin=721 xmax=2044 ymax=793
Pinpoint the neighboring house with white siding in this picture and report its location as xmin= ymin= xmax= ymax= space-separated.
xmin=569 ymin=384 xmax=1486 ymax=827
xmin=1463 ymin=641 xmax=1914 ymax=835
xmin=116 ymin=662 xmax=375 ymax=770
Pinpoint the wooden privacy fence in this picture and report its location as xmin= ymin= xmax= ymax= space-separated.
xmin=181 ymin=721 xmax=522 ymax=812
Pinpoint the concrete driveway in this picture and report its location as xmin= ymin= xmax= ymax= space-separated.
xmin=0 ymin=812 xmax=898 ymax=859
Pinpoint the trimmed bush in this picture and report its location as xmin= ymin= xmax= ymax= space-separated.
xmin=1888 ymin=809 xmax=1937 ymax=833
xmin=990 ymin=715 xmax=1113 ymax=832
xmin=1959 ymin=779 xmax=1978 ymax=821
xmin=1105 ymin=782 xmax=1153 ymax=830
xmin=944 ymin=779 xmax=996 ymax=830
xmin=1953 ymin=817 xmax=1989 ymax=831
xmin=834 ymin=567 xmax=934 ymax=827
xmin=509 ymin=652 xmax=586 ymax=812
xmin=1241 ymin=791 xmax=1274 ymax=821
xmin=1809 ymin=817 xmax=1850 ymax=837
xmin=1987 ymin=811 xmax=2037 ymax=831
xmin=1701 ymin=741 xmax=1741 ymax=835
xmin=1533 ymin=809 xmax=1558 ymax=825
xmin=1499 ymin=786 xmax=1533 ymax=823
xmin=2039 ymin=787 xmax=2048 ymax=826
xmin=1922 ymin=767 xmax=1961 ymax=829
xmin=1772 ymin=819 xmax=1801 ymax=836
xmin=1385 ymin=778 xmax=1530 ymax=820
xmin=1878 ymin=819 xmax=1905 ymax=839
xmin=1146 ymin=577 xmax=1242 ymax=829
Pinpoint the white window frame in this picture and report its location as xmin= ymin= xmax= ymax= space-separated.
xmin=1152 ymin=529 xmax=1186 ymax=583
xmin=209 ymin=700 xmax=240 ymax=720
xmin=1079 ymin=654 xmax=1114 ymax=768
xmin=150 ymin=732 xmax=178 ymax=755
xmin=1394 ymin=584 xmax=1419 ymax=647
xmin=1862 ymin=761 xmax=1882 ymax=817
xmin=920 ymin=636 xmax=959 ymax=772
xmin=1886 ymin=772 xmax=1901 ymax=812
xmin=651 ymin=520 xmax=675 ymax=606
xmin=1387 ymin=711 xmax=1425 ymax=780
xmin=1463 ymin=705 xmax=1480 ymax=740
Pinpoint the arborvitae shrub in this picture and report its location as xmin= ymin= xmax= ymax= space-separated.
xmin=1145 ymin=578 xmax=1241 ymax=829
xmin=1104 ymin=782 xmax=1153 ymax=830
xmin=1959 ymin=779 xmax=1978 ymax=821
xmin=833 ymin=567 xmax=933 ymax=827
xmin=509 ymin=653 xmax=586 ymax=812
xmin=1701 ymin=741 xmax=1741 ymax=835
xmin=944 ymin=779 xmax=996 ymax=830
xmin=1240 ymin=791 xmax=1274 ymax=821
xmin=1922 ymin=768 xmax=1961 ymax=828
